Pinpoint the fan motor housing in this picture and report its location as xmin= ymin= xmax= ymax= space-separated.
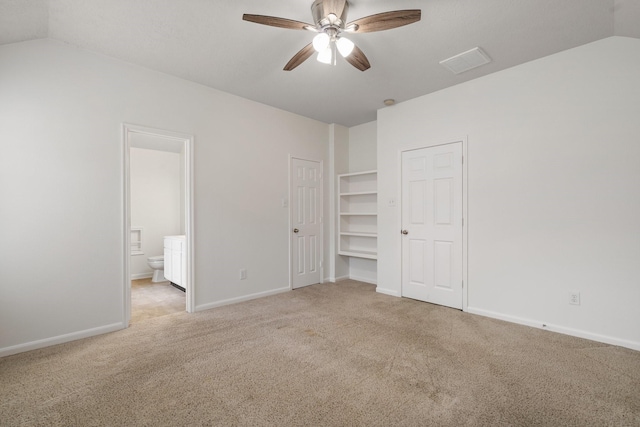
xmin=311 ymin=0 xmax=349 ymax=27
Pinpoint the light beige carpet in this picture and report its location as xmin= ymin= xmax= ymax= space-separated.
xmin=1 ymin=280 xmax=639 ymax=426
xmin=131 ymin=278 xmax=185 ymax=323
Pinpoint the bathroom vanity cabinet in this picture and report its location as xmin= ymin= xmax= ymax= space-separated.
xmin=164 ymin=235 xmax=186 ymax=290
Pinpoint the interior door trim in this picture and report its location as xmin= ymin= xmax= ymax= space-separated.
xmin=122 ymin=123 xmax=195 ymax=326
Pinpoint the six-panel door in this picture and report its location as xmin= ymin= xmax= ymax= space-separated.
xmin=291 ymin=158 xmax=322 ymax=289
xmin=401 ymin=143 xmax=463 ymax=309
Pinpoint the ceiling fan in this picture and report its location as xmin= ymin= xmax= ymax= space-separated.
xmin=243 ymin=0 xmax=421 ymax=71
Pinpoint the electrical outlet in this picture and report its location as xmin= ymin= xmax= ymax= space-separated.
xmin=240 ymin=269 xmax=247 ymax=280
xmin=388 ymin=197 xmax=396 ymax=207
xmin=569 ymin=291 xmax=580 ymax=305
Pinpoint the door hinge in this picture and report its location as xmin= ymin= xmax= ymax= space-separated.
xmin=462 ymin=218 xmax=464 ymax=227
xmin=462 ymin=155 xmax=464 ymax=164
xmin=462 ymin=280 xmax=464 ymax=288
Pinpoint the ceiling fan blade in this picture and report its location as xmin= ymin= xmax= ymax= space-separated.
xmin=323 ymin=0 xmax=348 ymax=18
xmin=243 ymin=14 xmax=315 ymax=31
xmin=344 ymin=45 xmax=371 ymax=71
xmin=346 ymin=10 xmax=421 ymax=33
xmin=284 ymin=43 xmax=315 ymax=71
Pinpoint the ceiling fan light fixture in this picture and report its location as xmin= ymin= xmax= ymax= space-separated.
xmin=317 ymin=44 xmax=336 ymax=66
xmin=312 ymin=33 xmax=330 ymax=52
xmin=336 ymin=37 xmax=354 ymax=57
xmin=317 ymin=46 xmax=332 ymax=64
xmin=243 ymin=1 xmax=421 ymax=72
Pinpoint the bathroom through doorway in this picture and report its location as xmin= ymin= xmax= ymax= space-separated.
xmin=122 ymin=124 xmax=194 ymax=325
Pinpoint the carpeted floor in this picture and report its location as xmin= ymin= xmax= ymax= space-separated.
xmin=131 ymin=278 xmax=185 ymax=323
xmin=1 ymin=280 xmax=639 ymax=426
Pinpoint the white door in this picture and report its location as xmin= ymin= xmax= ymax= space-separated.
xmin=401 ymin=142 xmax=463 ymax=309
xmin=291 ymin=158 xmax=322 ymax=289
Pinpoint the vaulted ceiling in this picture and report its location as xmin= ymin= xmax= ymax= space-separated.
xmin=2 ymin=0 xmax=639 ymax=126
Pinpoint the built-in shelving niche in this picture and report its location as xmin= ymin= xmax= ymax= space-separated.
xmin=338 ymin=170 xmax=377 ymax=260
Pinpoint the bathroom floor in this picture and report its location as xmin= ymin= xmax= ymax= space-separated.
xmin=131 ymin=278 xmax=185 ymax=323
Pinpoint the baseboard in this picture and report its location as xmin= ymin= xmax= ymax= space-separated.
xmin=466 ymin=307 xmax=640 ymax=352
xmin=131 ymin=272 xmax=152 ymax=280
xmin=376 ymin=287 xmax=400 ymax=297
xmin=195 ymin=287 xmax=291 ymax=312
xmin=349 ymin=275 xmax=377 ymax=285
xmin=0 ymin=322 xmax=125 ymax=358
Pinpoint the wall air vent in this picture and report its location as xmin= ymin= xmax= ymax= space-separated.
xmin=440 ymin=47 xmax=491 ymax=75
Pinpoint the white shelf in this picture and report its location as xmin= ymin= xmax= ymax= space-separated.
xmin=339 ymin=212 xmax=377 ymax=216
xmin=340 ymin=231 xmax=377 ymax=237
xmin=340 ymin=169 xmax=377 ymax=177
xmin=338 ymin=170 xmax=377 ymax=260
xmin=339 ymin=191 xmax=377 ymax=196
xmin=338 ymin=250 xmax=377 ymax=260
xmin=338 ymin=171 xmax=377 ymax=194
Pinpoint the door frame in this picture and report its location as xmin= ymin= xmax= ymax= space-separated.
xmin=122 ymin=123 xmax=195 ymax=326
xmin=399 ymin=138 xmax=469 ymax=310
xmin=288 ymin=155 xmax=324 ymax=290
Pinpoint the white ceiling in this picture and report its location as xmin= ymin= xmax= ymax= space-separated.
xmin=2 ymin=0 xmax=639 ymax=127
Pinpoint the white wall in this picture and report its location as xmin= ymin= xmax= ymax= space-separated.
xmin=378 ymin=36 xmax=640 ymax=350
xmin=348 ymin=121 xmax=377 ymax=173
xmin=130 ymin=147 xmax=181 ymax=278
xmin=0 ymin=39 xmax=329 ymax=355
xmin=347 ymin=121 xmax=378 ymax=284
xmin=328 ymin=124 xmax=350 ymax=282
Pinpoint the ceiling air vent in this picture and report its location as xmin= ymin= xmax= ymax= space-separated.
xmin=440 ymin=47 xmax=491 ymax=74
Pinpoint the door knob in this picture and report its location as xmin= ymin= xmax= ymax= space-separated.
xmin=401 ymin=230 xmax=408 ymax=235
xmin=293 ymin=228 xmax=299 ymax=233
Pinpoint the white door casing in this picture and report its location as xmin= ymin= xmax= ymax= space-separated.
xmin=291 ymin=158 xmax=322 ymax=289
xmin=401 ymin=142 xmax=463 ymax=309
xmin=123 ymin=123 xmax=195 ymax=326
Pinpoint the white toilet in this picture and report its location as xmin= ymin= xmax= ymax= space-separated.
xmin=147 ymin=256 xmax=165 ymax=282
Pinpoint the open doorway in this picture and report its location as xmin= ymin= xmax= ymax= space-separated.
xmin=122 ymin=124 xmax=194 ymax=326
